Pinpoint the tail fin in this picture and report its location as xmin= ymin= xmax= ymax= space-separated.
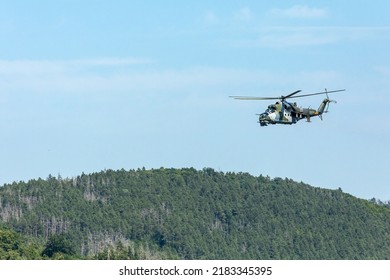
xmin=318 ymin=98 xmax=330 ymax=115
xmin=317 ymin=98 xmax=336 ymax=120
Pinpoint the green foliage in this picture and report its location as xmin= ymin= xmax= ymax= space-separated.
xmin=0 ymin=227 xmax=19 ymax=252
xmin=41 ymin=233 xmax=77 ymax=259
xmin=1 ymin=168 xmax=390 ymax=259
xmin=0 ymin=226 xmax=43 ymax=259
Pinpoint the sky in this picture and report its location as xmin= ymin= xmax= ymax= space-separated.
xmin=0 ymin=0 xmax=389 ymax=200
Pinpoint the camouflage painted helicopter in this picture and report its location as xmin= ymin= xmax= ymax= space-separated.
xmin=230 ymin=89 xmax=345 ymax=126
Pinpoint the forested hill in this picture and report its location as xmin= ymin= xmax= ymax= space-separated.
xmin=1 ymin=167 xmax=390 ymax=260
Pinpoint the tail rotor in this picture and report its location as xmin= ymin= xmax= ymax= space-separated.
xmin=318 ymin=89 xmax=337 ymax=120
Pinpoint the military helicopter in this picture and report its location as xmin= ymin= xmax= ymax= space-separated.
xmin=230 ymin=89 xmax=345 ymax=126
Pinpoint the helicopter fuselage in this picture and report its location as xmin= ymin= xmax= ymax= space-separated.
xmin=258 ymin=99 xmax=326 ymax=126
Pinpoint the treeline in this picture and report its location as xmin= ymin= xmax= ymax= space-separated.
xmin=1 ymin=167 xmax=390 ymax=259
xmin=0 ymin=225 xmax=173 ymax=260
xmin=370 ymin=198 xmax=390 ymax=208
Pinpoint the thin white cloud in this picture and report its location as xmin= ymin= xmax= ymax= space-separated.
xmin=0 ymin=57 xmax=152 ymax=75
xmin=374 ymin=66 xmax=390 ymax=93
xmin=0 ymin=58 xmax=152 ymax=94
xmin=271 ymin=5 xmax=328 ymax=19
xmin=203 ymin=10 xmax=219 ymax=25
xmin=255 ymin=28 xmax=336 ymax=47
xmin=375 ymin=66 xmax=390 ymax=76
xmin=71 ymin=57 xmax=153 ymax=66
xmin=0 ymin=62 xmax=266 ymax=94
xmin=234 ymin=7 xmax=253 ymax=22
xmin=235 ymin=26 xmax=390 ymax=48
xmin=0 ymin=59 xmax=342 ymax=96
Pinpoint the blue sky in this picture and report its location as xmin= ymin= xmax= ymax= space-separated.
xmin=0 ymin=1 xmax=389 ymax=200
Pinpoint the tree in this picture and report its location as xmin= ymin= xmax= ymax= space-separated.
xmin=0 ymin=228 xmax=20 ymax=252
xmin=41 ymin=234 xmax=76 ymax=258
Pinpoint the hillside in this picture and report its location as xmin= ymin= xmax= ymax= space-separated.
xmin=1 ymin=167 xmax=390 ymax=259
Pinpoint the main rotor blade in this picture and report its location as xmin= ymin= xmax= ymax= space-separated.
xmin=287 ymin=89 xmax=346 ymax=99
xmin=229 ymin=96 xmax=280 ymax=100
xmin=229 ymin=89 xmax=345 ymax=101
xmin=230 ymin=90 xmax=301 ymax=100
xmin=282 ymin=90 xmax=302 ymax=99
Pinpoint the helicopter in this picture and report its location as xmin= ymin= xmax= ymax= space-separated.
xmin=230 ymin=89 xmax=345 ymax=126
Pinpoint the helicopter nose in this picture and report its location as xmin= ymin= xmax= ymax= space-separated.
xmin=259 ymin=113 xmax=269 ymax=120
xmin=259 ymin=113 xmax=269 ymax=123
xmin=259 ymin=113 xmax=270 ymax=126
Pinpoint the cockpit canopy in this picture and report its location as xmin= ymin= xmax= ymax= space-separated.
xmin=266 ymin=104 xmax=276 ymax=113
xmin=268 ymin=104 xmax=276 ymax=110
